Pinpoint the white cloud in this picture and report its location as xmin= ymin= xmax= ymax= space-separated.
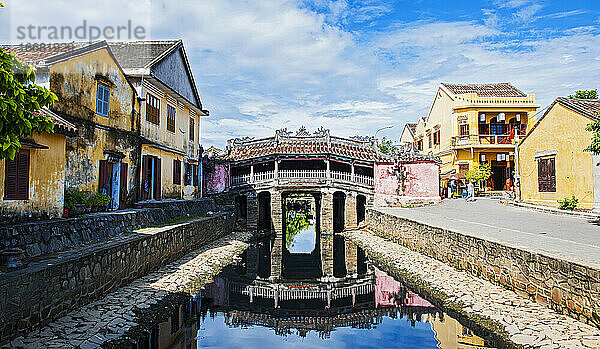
xmin=5 ymin=0 xmax=600 ymax=147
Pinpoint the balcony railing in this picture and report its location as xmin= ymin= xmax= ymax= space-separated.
xmin=452 ymin=134 xmax=520 ymax=147
xmin=453 ymin=93 xmax=537 ymax=108
xmin=231 ymin=169 xmax=374 ymax=186
xmin=279 ymin=170 xmax=327 ymax=179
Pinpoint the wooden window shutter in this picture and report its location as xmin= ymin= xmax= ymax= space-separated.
xmin=142 ymin=155 xmax=149 ymax=200
xmin=538 ymin=158 xmax=556 ymax=193
xmin=548 ymin=158 xmax=556 ymax=192
xmin=193 ymin=164 xmax=198 ymax=187
xmin=17 ymin=150 xmax=30 ymax=200
xmin=119 ymin=163 xmax=128 ymax=209
xmin=4 ymin=156 xmax=18 ymax=199
xmin=4 ymin=149 xmax=30 ymax=200
xmin=189 ymin=117 xmax=194 ymax=141
xmin=99 ymin=160 xmax=110 ymax=194
xmin=154 ymin=158 xmax=161 ymax=200
xmin=174 ymin=160 xmax=182 ymax=185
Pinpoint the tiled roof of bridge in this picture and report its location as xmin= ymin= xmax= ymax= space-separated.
xmin=441 ymin=82 xmax=526 ymax=97
xmin=227 ymin=137 xmax=380 ymax=162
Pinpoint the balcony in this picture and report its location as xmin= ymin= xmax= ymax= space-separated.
xmin=451 ymin=135 xmax=520 ymax=147
xmin=453 ymin=93 xmax=537 ymax=109
xmin=231 ymin=170 xmax=374 ymax=187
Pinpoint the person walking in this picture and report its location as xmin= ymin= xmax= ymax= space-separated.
xmin=466 ymin=180 xmax=476 ymax=202
xmin=448 ymin=179 xmax=455 ymax=199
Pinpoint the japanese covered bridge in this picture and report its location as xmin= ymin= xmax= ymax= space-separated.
xmin=204 ymin=127 xmax=440 ymax=280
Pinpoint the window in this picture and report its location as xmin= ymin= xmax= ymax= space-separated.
xmin=184 ymin=163 xmax=191 ymax=186
xmin=433 ymin=130 xmax=440 ymax=145
xmin=167 ymin=104 xmax=176 ymax=133
xmin=146 ymin=94 xmax=160 ymax=125
xmin=416 ymin=139 xmax=423 ymax=151
xmin=459 ymin=124 xmax=469 ymax=136
xmin=459 ymin=164 xmax=469 ymax=175
xmin=189 ymin=117 xmax=195 ymax=141
xmin=427 ymin=133 xmax=432 ymax=148
xmin=96 ymin=84 xmax=110 ymax=117
xmin=173 ymin=159 xmax=181 ymax=185
xmin=192 ymin=164 xmax=199 ymax=187
xmin=538 ymin=157 xmax=556 ymax=192
xmin=4 ymin=149 xmax=30 ymax=200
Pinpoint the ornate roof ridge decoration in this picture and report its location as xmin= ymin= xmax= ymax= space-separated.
xmin=348 ymin=135 xmax=372 ymax=143
xmin=384 ymin=143 xmax=441 ymax=164
xmin=274 ymin=126 xmax=331 ymax=142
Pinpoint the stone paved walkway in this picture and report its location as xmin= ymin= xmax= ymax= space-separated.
xmin=343 ymin=229 xmax=600 ymax=349
xmin=377 ymin=198 xmax=600 ymax=269
xmin=6 ymin=231 xmax=254 ymax=349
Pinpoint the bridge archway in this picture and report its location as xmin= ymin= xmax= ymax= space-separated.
xmin=281 ymin=192 xmax=322 ymax=279
xmin=235 ymin=194 xmax=248 ymax=226
xmin=257 ymin=191 xmax=271 ymax=232
xmin=333 ymin=191 xmax=347 ymax=278
xmin=356 ymin=194 xmax=366 ymax=224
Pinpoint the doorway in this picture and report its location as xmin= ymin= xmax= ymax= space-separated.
xmin=142 ymin=155 xmax=161 ymax=200
xmin=491 ymin=161 xmax=507 ymax=190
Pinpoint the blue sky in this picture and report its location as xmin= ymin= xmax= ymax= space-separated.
xmin=3 ymin=0 xmax=600 ymax=146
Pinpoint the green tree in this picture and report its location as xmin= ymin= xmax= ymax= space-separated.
xmin=0 ymin=48 xmax=57 ymax=160
xmin=466 ymin=162 xmax=492 ymax=183
xmin=377 ymin=136 xmax=397 ymax=154
xmin=569 ymin=89 xmax=598 ymax=99
xmin=585 ymin=116 xmax=600 ymax=165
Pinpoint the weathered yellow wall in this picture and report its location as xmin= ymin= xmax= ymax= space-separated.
xmin=50 ymin=48 xmax=136 ymax=130
xmin=0 ymin=133 xmax=66 ymax=219
xmin=49 ymin=48 xmax=140 ymax=203
xmin=519 ymin=103 xmax=595 ymax=208
xmin=140 ymin=83 xmax=200 ymax=157
xmin=141 ymin=144 xmax=201 ymax=200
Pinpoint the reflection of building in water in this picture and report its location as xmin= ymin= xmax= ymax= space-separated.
xmin=135 ymin=295 xmax=201 ymax=349
xmin=201 ymin=239 xmax=443 ymax=339
xmin=430 ymin=315 xmax=494 ymax=349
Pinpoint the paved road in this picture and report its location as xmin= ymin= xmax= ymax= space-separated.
xmin=377 ymin=199 xmax=600 ymax=269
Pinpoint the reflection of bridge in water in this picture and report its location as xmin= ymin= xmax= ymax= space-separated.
xmin=201 ymin=238 xmax=442 ymax=338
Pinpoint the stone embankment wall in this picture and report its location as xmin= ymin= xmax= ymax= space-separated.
xmin=0 ymin=199 xmax=216 ymax=258
xmin=365 ymin=209 xmax=600 ymax=328
xmin=0 ymin=212 xmax=235 ymax=344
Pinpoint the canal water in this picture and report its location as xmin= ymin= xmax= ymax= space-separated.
xmin=131 ymin=235 xmax=497 ymax=349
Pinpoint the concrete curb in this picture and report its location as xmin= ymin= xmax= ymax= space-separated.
xmin=501 ymin=200 xmax=600 ymax=220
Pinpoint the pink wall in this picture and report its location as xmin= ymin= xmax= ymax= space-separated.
xmin=204 ymin=161 xmax=230 ymax=194
xmin=374 ymin=161 xmax=440 ymax=207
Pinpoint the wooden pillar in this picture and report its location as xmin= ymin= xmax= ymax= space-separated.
xmin=250 ymin=164 xmax=254 ymax=183
xmin=351 ymin=163 xmax=355 ymax=182
xmin=274 ymin=159 xmax=279 ymax=179
xmin=326 ymin=159 xmax=331 ymax=179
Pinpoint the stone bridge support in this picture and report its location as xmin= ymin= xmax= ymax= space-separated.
xmin=320 ymin=190 xmax=334 ymax=278
xmin=246 ymin=192 xmax=258 ymax=231
xmin=270 ymin=191 xmax=283 ymax=279
xmin=345 ymin=192 xmax=357 ymax=229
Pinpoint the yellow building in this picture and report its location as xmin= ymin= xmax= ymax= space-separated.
xmin=429 ymin=314 xmax=494 ymax=349
xmin=411 ymin=83 xmax=539 ymax=194
xmin=0 ymin=108 xmax=77 ymax=222
xmin=109 ymin=41 xmax=208 ymax=200
xmin=518 ymin=97 xmax=600 ymax=210
xmin=4 ymin=41 xmax=139 ymax=212
xmin=399 ymin=123 xmax=417 ymax=146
